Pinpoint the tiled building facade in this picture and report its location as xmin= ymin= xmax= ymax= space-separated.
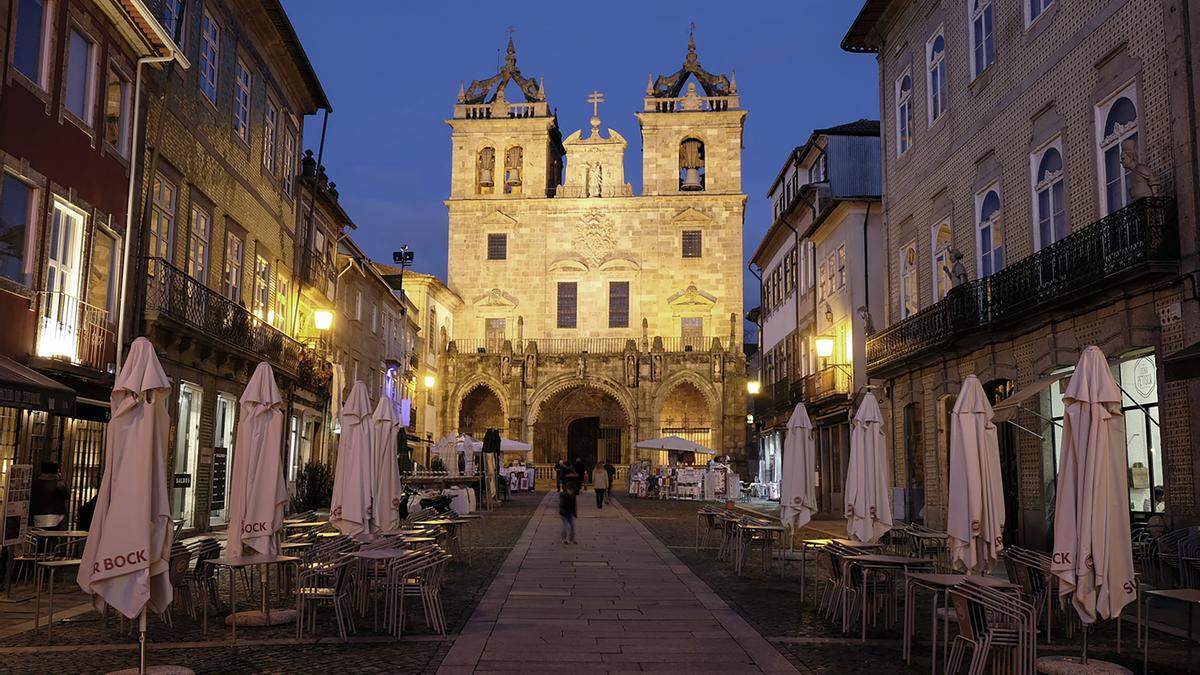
xmin=844 ymin=0 xmax=1200 ymax=545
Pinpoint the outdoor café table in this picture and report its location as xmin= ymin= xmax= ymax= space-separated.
xmin=34 ymin=558 xmax=81 ymax=643
xmin=737 ymin=523 xmax=786 ymax=576
xmin=282 ymin=521 xmax=325 ymax=537
xmin=843 ymin=554 xmax=934 ymax=640
xmin=414 ymin=519 xmax=472 ymax=562
xmin=346 ymin=548 xmax=415 ymax=631
xmin=797 ymin=539 xmax=885 ymax=605
xmin=30 ymin=529 xmax=89 ymax=558
xmin=1143 ymin=588 xmax=1200 ymax=673
xmin=202 ymin=553 xmax=300 ymax=642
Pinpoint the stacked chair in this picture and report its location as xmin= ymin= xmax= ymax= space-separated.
xmin=946 ymin=579 xmax=1037 ymax=675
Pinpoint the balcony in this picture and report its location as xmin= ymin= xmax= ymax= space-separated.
xmin=447 ymin=336 xmax=715 ymax=355
xmin=144 ymin=258 xmax=330 ymax=390
xmin=300 ymin=253 xmax=336 ymax=298
xmin=866 ymin=197 xmax=1179 ymax=376
xmin=34 ymin=292 xmax=114 ymax=373
xmin=801 ymin=365 xmax=853 ymax=404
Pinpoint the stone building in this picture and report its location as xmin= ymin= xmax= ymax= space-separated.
xmin=843 ymin=0 xmax=1200 ymax=545
xmin=749 ymin=121 xmax=883 ymax=514
xmin=0 ymin=0 xmax=183 ymax=526
xmin=441 ymin=34 xmax=748 ymax=469
xmin=130 ymin=0 xmax=331 ymax=532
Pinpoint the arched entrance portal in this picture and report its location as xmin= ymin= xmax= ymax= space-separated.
xmin=531 ymin=386 xmax=628 ymax=466
xmin=458 ymin=384 xmax=505 ymax=438
xmin=655 ymin=381 xmax=713 ymax=466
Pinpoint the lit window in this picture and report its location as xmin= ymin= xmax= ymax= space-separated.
xmin=149 ymin=174 xmax=176 ymax=270
xmin=969 ymin=0 xmax=995 ymax=78
xmin=263 ymin=99 xmax=278 ymax=173
xmin=895 ymin=71 xmax=912 ymax=155
xmin=199 ymin=10 xmax=219 ymax=103
xmin=233 ymin=59 xmax=251 ymax=142
xmin=14 ymin=0 xmax=49 ymax=86
xmin=609 ymin=281 xmax=629 ymax=328
xmin=282 ymin=130 xmax=296 ymax=197
xmin=223 ymin=232 xmax=243 ymax=299
xmin=1096 ymin=87 xmax=1139 ymax=215
xmin=252 ymin=256 xmax=270 ymax=318
xmin=0 ymin=175 xmax=35 ymax=285
xmin=837 ymin=245 xmax=847 ymax=288
xmin=188 ymin=205 xmax=210 ymax=283
xmin=976 ymin=186 xmax=1004 ymax=277
xmin=275 ymin=273 xmax=289 ymax=330
xmin=65 ymin=28 xmax=97 ymax=124
xmin=900 ymin=245 xmax=919 ymax=319
xmin=927 ymin=32 xmax=947 ymax=125
xmin=931 ymin=222 xmax=953 ymax=302
xmin=682 ymin=230 xmax=702 ymax=258
xmin=1031 ymin=141 xmax=1067 ymax=250
xmin=487 ymin=233 xmax=507 ymax=260
xmin=557 ymin=282 xmax=577 ymax=329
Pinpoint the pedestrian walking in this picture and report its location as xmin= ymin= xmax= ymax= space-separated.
xmin=573 ymin=457 xmax=587 ymax=492
xmin=603 ymin=461 xmax=615 ymax=504
xmin=555 ymin=459 xmax=567 ymax=492
xmin=592 ymin=461 xmax=609 ymax=509
xmin=559 ymin=483 xmax=578 ymax=544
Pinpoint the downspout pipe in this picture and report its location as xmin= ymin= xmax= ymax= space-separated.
xmin=115 ymin=54 xmax=178 ymax=373
xmin=747 ymin=261 xmax=763 ymax=346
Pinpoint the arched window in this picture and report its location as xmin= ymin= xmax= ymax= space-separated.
xmin=1097 ymin=89 xmax=1139 ymax=214
xmin=679 ymin=138 xmax=705 ymax=191
xmin=900 ymin=244 xmax=919 ymax=319
xmin=504 ymin=146 xmax=523 ymax=194
xmin=927 ymin=33 xmax=947 ymax=124
xmin=969 ymin=0 xmax=994 ymax=78
xmin=931 ymin=222 xmax=953 ymax=302
xmin=1032 ymin=142 xmax=1066 ymax=249
xmin=476 ymin=147 xmax=495 ymax=194
xmin=976 ymin=187 xmax=1003 ymax=277
xmin=896 ymin=71 xmax=913 ymax=155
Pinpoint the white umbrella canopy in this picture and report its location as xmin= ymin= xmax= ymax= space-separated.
xmin=330 ymin=381 xmax=374 ymax=535
xmin=634 ymin=435 xmax=715 ymax=454
xmin=1051 ymin=346 xmax=1137 ymax=624
xmin=226 ymin=362 xmax=287 ymax=558
xmin=781 ymin=403 xmax=816 ymax=531
xmin=947 ymin=375 xmax=1006 ymax=574
xmin=845 ymin=392 xmax=893 ymax=544
xmin=499 ymin=437 xmax=532 ymax=454
xmin=371 ymin=397 xmax=403 ymax=533
xmin=76 ymin=337 xmax=174 ymax=619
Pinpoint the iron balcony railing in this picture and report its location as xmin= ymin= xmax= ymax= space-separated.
xmin=801 ymin=365 xmax=853 ymax=403
xmin=145 ymin=258 xmax=329 ymax=390
xmin=447 ymin=336 xmax=713 ymax=355
xmin=35 ymin=291 xmax=114 ymax=372
xmin=300 ymin=252 xmax=336 ymax=295
xmin=866 ymin=197 xmax=1179 ymax=375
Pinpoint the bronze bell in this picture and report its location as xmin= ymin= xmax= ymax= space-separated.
xmin=505 ymin=167 xmax=522 ymax=187
xmin=479 ymin=172 xmax=494 ymax=188
xmin=681 ymin=167 xmax=703 ymax=191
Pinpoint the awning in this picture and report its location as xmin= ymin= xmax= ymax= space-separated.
xmin=1163 ymin=341 xmax=1200 ymax=382
xmin=991 ymin=374 xmax=1067 ymax=423
xmin=0 ymin=357 xmax=76 ymax=415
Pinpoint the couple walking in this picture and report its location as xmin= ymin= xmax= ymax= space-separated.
xmin=556 ymin=458 xmax=615 ymax=545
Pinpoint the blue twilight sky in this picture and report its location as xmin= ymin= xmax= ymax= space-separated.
xmin=285 ymin=1 xmax=879 ymax=338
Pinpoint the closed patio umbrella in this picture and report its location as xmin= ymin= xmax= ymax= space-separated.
xmin=1052 ymin=346 xmax=1136 ymax=625
xmin=844 ymin=392 xmax=893 ymax=543
xmin=780 ymin=402 xmax=816 ymax=531
xmin=459 ymin=434 xmax=477 ymax=477
xmin=436 ymin=436 xmax=459 ymax=477
xmin=227 ymin=362 xmax=286 ymax=558
xmin=947 ymin=375 xmax=1005 ymax=574
xmin=371 ymin=396 xmax=403 ymax=532
xmin=76 ymin=337 xmax=180 ymax=673
xmin=330 ymin=381 xmax=374 ymax=536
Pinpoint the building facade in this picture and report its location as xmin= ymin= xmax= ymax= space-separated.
xmin=0 ymin=0 xmax=183 ymax=526
xmin=130 ymin=0 xmax=331 ymax=532
xmin=749 ymin=122 xmax=883 ymax=514
xmin=441 ymin=35 xmax=748 ymax=469
xmin=844 ymin=0 xmax=1200 ymax=544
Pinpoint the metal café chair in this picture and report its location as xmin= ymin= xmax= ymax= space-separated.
xmin=946 ymin=579 xmax=1037 ymax=675
xmin=295 ymin=555 xmax=358 ymax=640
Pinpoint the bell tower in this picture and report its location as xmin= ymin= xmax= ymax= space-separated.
xmin=636 ymin=30 xmax=745 ymax=196
xmin=446 ymin=37 xmax=564 ymax=200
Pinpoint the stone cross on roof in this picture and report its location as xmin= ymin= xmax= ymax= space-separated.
xmin=587 ymin=90 xmax=605 ymax=136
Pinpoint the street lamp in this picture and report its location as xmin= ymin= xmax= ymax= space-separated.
xmin=423 ymin=373 xmax=436 ymax=389
xmin=746 ymin=380 xmax=761 ymax=395
xmin=814 ymin=335 xmax=835 ymax=359
xmin=313 ymin=309 xmax=334 ymax=331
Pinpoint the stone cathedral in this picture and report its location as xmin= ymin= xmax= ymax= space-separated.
xmin=437 ymin=34 xmax=748 ymax=468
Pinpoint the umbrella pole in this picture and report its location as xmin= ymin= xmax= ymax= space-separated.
xmin=1081 ymin=623 xmax=1088 ymax=665
xmin=138 ymin=609 xmax=147 ymax=674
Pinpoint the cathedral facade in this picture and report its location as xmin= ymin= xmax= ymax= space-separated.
xmin=438 ymin=35 xmax=748 ymax=469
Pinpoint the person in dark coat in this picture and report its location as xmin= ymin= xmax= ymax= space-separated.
xmin=554 ymin=459 xmax=568 ymax=492
xmin=559 ymin=483 xmax=578 ymax=544
xmin=603 ymin=462 xmax=616 ymax=503
xmin=573 ymin=457 xmax=587 ymax=492
xmin=31 ymin=462 xmax=68 ymax=530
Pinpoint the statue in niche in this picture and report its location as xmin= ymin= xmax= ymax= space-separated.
xmin=651 ymin=353 xmax=663 ymax=381
xmin=477 ymin=147 xmax=495 ymax=190
xmin=524 ymin=353 xmax=537 ymax=388
xmin=1120 ymin=139 xmax=1160 ymax=200
xmin=711 ymin=354 xmax=722 ymax=381
xmin=577 ymin=354 xmax=586 ymax=378
xmin=500 ymin=354 xmax=511 ymax=382
xmin=586 ymin=162 xmax=604 ymax=198
xmin=625 ymin=353 xmax=637 ymax=387
xmin=858 ymin=306 xmax=876 ymax=336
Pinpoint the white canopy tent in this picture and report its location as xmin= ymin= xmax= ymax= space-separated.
xmin=634 ymin=435 xmax=715 ymax=454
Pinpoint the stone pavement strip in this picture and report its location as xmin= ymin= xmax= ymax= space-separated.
xmin=437 ymin=491 xmax=797 ymax=674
